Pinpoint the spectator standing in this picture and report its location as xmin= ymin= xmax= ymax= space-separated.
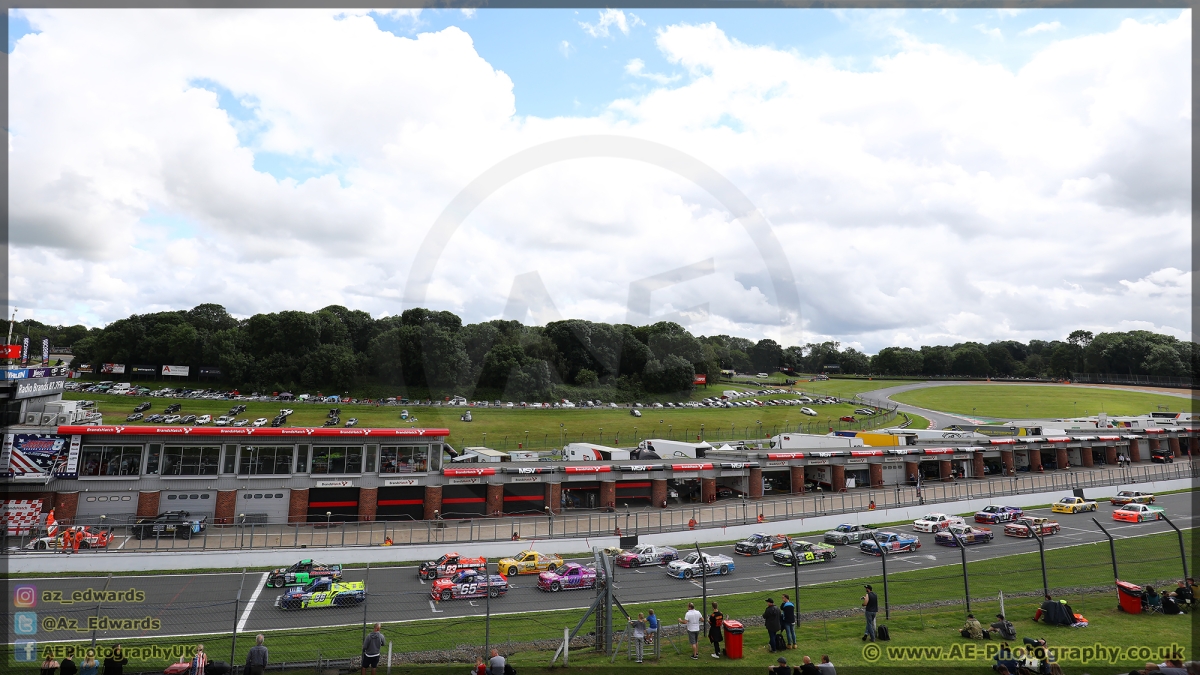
xmin=40 ymin=655 xmax=60 ymax=675
xmin=797 ymin=656 xmax=821 ymax=675
xmin=780 ymin=594 xmax=797 ymax=649
xmin=245 ymin=634 xmax=269 ymax=675
xmin=361 ymin=624 xmax=385 ymax=675
xmin=679 ymin=602 xmax=703 ymax=660
xmin=816 ymin=655 xmax=836 ymax=675
xmin=103 ymin=645 xmax=127 ymax=675
xmin=763 ymin=597 xmax=782 ymax=652
xmin=187 ymin=645 xmax=206 ymax=675
xmin=708 ymin=601 xmax=724 ymax=659
xmin=487 ymin=649 xmax=505 ymax=675
xmin=861 ymin=585 xmax=878 ymax=643
xmin=646 ymin=609 xmax=659 ymax=644
xmin=80 ymin=651 xmax=99 ymax=675
xmin=60 ymin=652 xmax=77 ymax=675
xmin=628 ymin=613 xmax=647 ymax=663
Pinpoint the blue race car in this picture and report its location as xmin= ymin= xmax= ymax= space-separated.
xmin=859 ymin=531 xmax=921 ymax=556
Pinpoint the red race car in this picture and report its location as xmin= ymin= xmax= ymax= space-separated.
xmin=418 ymin=552 xmax=488 ymax=580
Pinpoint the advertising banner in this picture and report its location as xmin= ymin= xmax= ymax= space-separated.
xmin=1 ymin=499 xmax=44 ymax=535
xmin=77 ymin=364 xmax=95 ymax=374
xmin=162 ymin=365 xmax=190 ymax=377
xmin=42 ymin=338 xmax=50 ymax=365
xmin=101 ymin=363 xmax=127 ymax=374
xmin=15 ymin=377 xmax=68 ymax=399
xmin=131 ymin=365 xmax=156 ymax=374
xmin=198 ymin=367 xmax=221 ymax=376
xmin=693 ymin=374 xmax=707 ymax=385
xmin=2 ymin=344 xmax=20 ymax=359
xmin=1 ymin=434 xmax=70 ymax=479
xmin=65 ymin=435 xmax=82 ymax=476
xmin=21 ymin=336 xmax=30 ymax=366
xmin=5 ymin=368 xmax=30 ymax=380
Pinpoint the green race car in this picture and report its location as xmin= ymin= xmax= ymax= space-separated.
xmin=267 ymin=559 xmax=343 ymax=587
xmin=275 ymin=577 xmax=365 ymax=610
xmin=772 ymin=540 xmax=837 ymax=566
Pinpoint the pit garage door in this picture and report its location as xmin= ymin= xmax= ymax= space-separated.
xmin=161 ymin=490 xmax=218 ymax=520
xmin=844 ymin=468 xmax=869 ymax=489
xmin=307 ymin=487 xmax=359 ymax=522
xmin=236 ymin=489 xmax=290 ymax=524
xmin=378 ymin=486 xmax=425 ymax=521
xmin=615 ymin=480 xmax=652 ymax=505
xmin=441 ymin=485 xmax=487 ymax=518
xmin=75 ymin=492 xmax=138 ymax=524
xmin=562 ymin=481 xmax=600 ymax=509
xmin=502 ymin=484 xmax=545 ymax=515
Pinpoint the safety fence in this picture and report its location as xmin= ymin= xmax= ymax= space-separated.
xmin=6 ymin=526 xmax=1191 ymax=674
xmin=1071 ymin=372 xmax=1194 ymax=389
xmin=7 ymin=461 xmax=1194 ymax=554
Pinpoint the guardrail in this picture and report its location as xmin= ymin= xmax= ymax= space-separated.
xmin=7 ymin=461 xmax=1192 ymax=554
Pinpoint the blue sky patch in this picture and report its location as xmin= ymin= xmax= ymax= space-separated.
xmin=8 ymin=10 xmax=38 ymax=53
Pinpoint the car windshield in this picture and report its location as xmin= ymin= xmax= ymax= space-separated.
xmin=683 ymin=553 xmax=701 ymax=564
xmin=922 ymin=514 xmax=939 ymax=521
xmin=982 ymin=506 xmax=998 ymax=513
xmin=835 ymin=524 xmax=851 ymax=532
xmin=305 ymin=579 xmax=330 ymax=592
xmin=1059 ymin=498 xmax=1074 ymax=503
xmin=631 ymin=545 xmax=649 ymax=554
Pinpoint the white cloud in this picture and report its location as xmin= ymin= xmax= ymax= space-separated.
xmin=974 ymin=23 xmax=1003 ymax=40
xmin=460 ymin=8 xmax=476 ymax=19
xmin=559 ymin=40 xmax=573 ymax=57
xmin=579 ymin=9 xmax=644 ymax=38
xmin=8 ymin=9 xmax=1192 ymax=349
xmin=1021 ymin=21 xmax=1062 ymax=36
xmin=625 ymin=57 xmax=681 ymax=84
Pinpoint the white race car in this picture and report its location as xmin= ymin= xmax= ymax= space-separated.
xmin=665 ymin=552 xmax=735 ymax=579
xmin=912 ymin=512 xmax=965 ymax=533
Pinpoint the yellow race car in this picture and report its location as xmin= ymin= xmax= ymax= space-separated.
xmin=497 ymin=550 xmax=564 ymax=576
xmin=1051 ymin=496 xmax=1097 ymax=514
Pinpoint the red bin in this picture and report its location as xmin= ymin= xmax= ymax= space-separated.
xmin=1117 ymin=580 xmax=1143 ymax=614
xmin=722 ymin=619 xmax=745 ymax=659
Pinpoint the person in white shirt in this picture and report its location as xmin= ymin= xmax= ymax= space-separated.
xmin=678 ymin=602 xmax=704 ymax=660
xmin=629 ymin=613 xmax=646 ymax=663
xmin=817 ymin=654 xmax=836 ymax=675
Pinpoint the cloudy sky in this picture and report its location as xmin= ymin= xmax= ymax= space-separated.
xmin=8 ymin=7 xmax=1192 ymax=352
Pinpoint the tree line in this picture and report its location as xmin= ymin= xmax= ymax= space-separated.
xmin=17 ymin=305 xmax=1197 ymax=398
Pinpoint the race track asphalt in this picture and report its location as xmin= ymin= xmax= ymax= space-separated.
xmin=10 ymin=491 xmax=1193 ymax=644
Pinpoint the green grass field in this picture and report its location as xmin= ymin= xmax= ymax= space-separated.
xmin=65 ymin=392 xmax=902 ymax=450
xmin=892 ymin=385 xmax=1194 ymax=420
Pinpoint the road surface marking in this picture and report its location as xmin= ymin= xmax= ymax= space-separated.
xmin=116 ymin=536 xmax=132 ymax=550
xmin=236 ymin=573 xmax=270 ymax=632
xmin=429 ymin=600 xmax=443 ymax=613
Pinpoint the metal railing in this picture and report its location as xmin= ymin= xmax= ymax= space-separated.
xmin=7 ymin=460 xmax=1193 ymax=554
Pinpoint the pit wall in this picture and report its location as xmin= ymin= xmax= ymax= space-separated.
xmin=7 ymin=478 xmax=1191 ymax=574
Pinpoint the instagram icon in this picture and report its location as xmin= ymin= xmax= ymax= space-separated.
xmin=13 ymin=585 xmax=37 ymax=608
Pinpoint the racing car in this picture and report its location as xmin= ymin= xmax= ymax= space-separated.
xmin=614 ymin=544 xmax=679 ymax=568
xmin=131 ymin=511 xmax=207 ymax=540
xmin=23 ymin=525 xmax=113 ymax=550
xmin=1051 ymin=497 xmax=1097 ymax=514
xmin=537 ymin=563 xmax=603 ymax=592
xmin=418 ymin=552 xmax=488 ymax=580
xmin=973 ymin=505 xmax=1024 ymax=524
xmin=1112 ymin=503 xmax=1165 ymax=523
xmin=1109 ymin=491 xmax=1156 ymax=506
xmin=267 ymin=559 xmax=343 ymax=587
xmin=276 ymin=577 xmax=365 ymax=610
xmin=431 ymin=569 xmax=509 ymax=601
xmin=497 ymin=550 xmax=563 ymax=576
xmin=823 ymin=523 xmax=877 ymax=545
xmin=859 ymin=532 xmax=921 ymax=556
xmin=665 ymin=552 xmax=735 ymax=579
xmin=934 ymin=524 xmax=994 ymax=546
xmin=912 ymin=513 xmax=965 ymax=533
xmin=1003 ymin=517 xmax=1061 ymax=538
xmin=772 ymin=540 xmax=837 ymax=566
xmin=734 ymin=533 xmax=792 ymax=556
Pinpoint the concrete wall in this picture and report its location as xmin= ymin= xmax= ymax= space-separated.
xmin=9 ymin=477 xmax=1191 ymax=574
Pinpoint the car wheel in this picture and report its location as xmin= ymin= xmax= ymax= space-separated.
xmin=631 ymin=559 xmax=640 ymax=568
xmin=284 ymin=599 xmax=300 ymax=610
xmin=719 ymin=565 xmax=729 ymax=575
xmin=506 ymin=567 xmax=517 ymax=577
xmin=79 ymin=541 xmax=90 ymax=549
xmin=440 ymin=590 xmax=452 ymax=601
xmin=34 ymin=540 xmax=47 ymax=550
xmin=842 ymin=536 xmax=850 ymax=545
xmin=490 ymin=586 xmax=500 ymax=598
xmin=271 ymin=576 xmax=286 ymax=588
xmin=550 ymin=581 xmax=561 ymax=592
xmin=683 ymin=569 xmax=694 ymax=579
xmin=547 ymin=563 xmax=557 ymax=573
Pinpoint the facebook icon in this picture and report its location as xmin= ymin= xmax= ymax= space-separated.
xmin=14 ymin=640 xmax=39 ymax=662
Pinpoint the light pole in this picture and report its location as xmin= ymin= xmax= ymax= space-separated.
xmin=525 ymin=430 xmax=529 ymax=449
xmin=599 ymin=427 xmax=603 ymax=444
xmin=668 ymin=424 xmax=672 ymax=440
xmin=700 ymin=423 xmax=705 ymax=440
xmin=325 ymin=512 xmax=332 ymax=547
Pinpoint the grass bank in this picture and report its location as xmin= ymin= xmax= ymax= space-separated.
xmin=891 ymin=384 xmax=1192 ymax=420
